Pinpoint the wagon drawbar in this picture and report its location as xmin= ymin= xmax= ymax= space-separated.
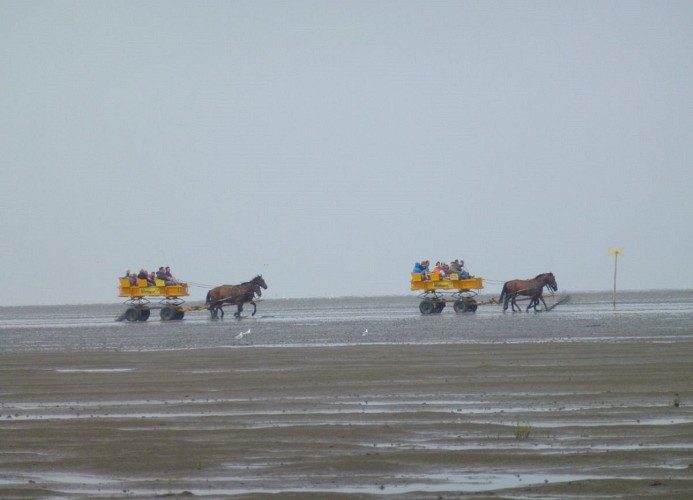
xmin=411 ymin=272 xmax=485 ymax=315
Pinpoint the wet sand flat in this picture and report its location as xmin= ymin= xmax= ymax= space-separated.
xmin=1 ymin=340 xmax=692 ymax=498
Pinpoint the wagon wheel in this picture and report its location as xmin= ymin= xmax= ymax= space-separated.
xmin=419 ymin=299 xmax=435 ymax=315
xmin=160 ymin=306 xmax=177 ymax=321
xmin=124 ymin=307 xmax=140 ymax=322
xmin=434 ymin=301 xmax=446 ymax=313
xmin=138 ymin=309 xmax=151 ymax=321
xmin=454 ymin=298 xmax=478 ymax=313
xmin=174 ymin=310 xmax=185 ymax=320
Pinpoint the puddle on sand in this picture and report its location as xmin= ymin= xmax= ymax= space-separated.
xmin=0 ymin=472 xmax=119 ymax=487
xmin=510 ymin=416 xmax=693 ymax=428
xmin=30 ymin=473 xmax=119 ymax=485
xmin=54 ymin=368 xmax=134 ymax=373
xmin=371 ymin=441 xmax=693 ymax=453
xmin=25 ymin=472 xmax=620 ymax=497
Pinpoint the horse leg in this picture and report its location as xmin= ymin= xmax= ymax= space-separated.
xmin=507 ymin=293 xmax=518 ymax=312
xmin=539 ymin=296 xmax=549 ymax=311
xmin=234 ymin=303 xmax=243 ymax=318
xmin=511 ymin=294 xmax=521 ymax=312
xmin=251 ymin=302 xmax=257 ymax=316
xmin=211 ymin=303 xmax=224 ymax=320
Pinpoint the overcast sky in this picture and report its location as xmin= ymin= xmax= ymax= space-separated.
xmin=2 ymin=1 xmax=692 ymax=306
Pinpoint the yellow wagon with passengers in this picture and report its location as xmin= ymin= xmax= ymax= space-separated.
xmin=118 ymin=277 xmax=190 ymax=321
xmin=410 ymin=271 xmax=484 ymax=315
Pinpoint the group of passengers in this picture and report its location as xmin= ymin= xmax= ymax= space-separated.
xmin=413 ymin=259 xmax=470 ymax=280
xmin=123 ymin=266 xmax=182 ymax=286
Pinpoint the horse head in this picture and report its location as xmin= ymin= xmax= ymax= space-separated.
xmin=253 ymin=275 xmax=268 ymax=290
xmin=544 ymin=272 xmax=558 ymax=292
xmin=250 ymin=275 xmax=267 ymax=298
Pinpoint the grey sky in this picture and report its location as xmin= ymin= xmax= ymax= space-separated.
xmin=2 ymin=1 xmax=692 ymax=306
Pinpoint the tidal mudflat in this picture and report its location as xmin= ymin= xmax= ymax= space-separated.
xmin=1 ymin=292 xmax=692 ymax=498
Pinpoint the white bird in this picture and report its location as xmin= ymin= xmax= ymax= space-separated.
xmin=235 ymin=328 xmax=252 ymax=343
xmin=362 ymin=329 xmax=368 ymax=336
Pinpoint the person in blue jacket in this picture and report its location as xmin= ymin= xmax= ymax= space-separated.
xmin=412 ymin=260 xmax=430 ymax=280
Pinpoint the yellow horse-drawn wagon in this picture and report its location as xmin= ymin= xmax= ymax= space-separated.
xmin=117 ymin=273 xmax=267 ymax=322
xmin=410 ymin=272 xmax=484 ymax=315
xmin=118 ymin=278 xmax=195 ymax=321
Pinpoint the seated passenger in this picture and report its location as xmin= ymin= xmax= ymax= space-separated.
xmin=157 ymin=266 xmax=174 ymax=286
xmin=449 ymin=259 xmax=460 ymax=274
xmin=165 ymin=266 xmax=183 ymax=285
xmin=459 ymin=260 xmax=471 ymax=278
xmin=147 ymin=272 xmax=156 ymax=286
xmin=136 ymin=268 xmax=154 ymax=286
xmin=451 ymin=259 xmax=470 ymax=279
xmin=441 ymin=262 xmax=451 ymax=278
xmin=123 ymin=270 xmax=136 ymax=286
xmin=412 ymin=260 xmax=430 ymax=280
xmin=432 ymin=261 xmax=446 ymax=279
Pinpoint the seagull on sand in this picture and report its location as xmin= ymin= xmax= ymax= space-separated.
xmin=235 ymin=328 xmax=252 ymax=343
xmin=362 ymin=328 xmax=368 ymax=336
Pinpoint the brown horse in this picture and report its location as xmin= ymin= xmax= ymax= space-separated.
xmin=205 ymin=275 xmax=268 ymax=319
xmin=499 ymin=272 xmax=558 ymax=312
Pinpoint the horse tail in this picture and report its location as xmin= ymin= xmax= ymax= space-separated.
xmin=499 ymin=284 xmax=507 ymax=305
xmin=205 ymin=291 xmax=211 ymax=305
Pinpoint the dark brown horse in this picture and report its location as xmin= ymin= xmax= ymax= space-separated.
xmin=499 ymin=272 xmax=558 ymax=312
xmin=205 ymin=275 xmax=267 ymax=319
